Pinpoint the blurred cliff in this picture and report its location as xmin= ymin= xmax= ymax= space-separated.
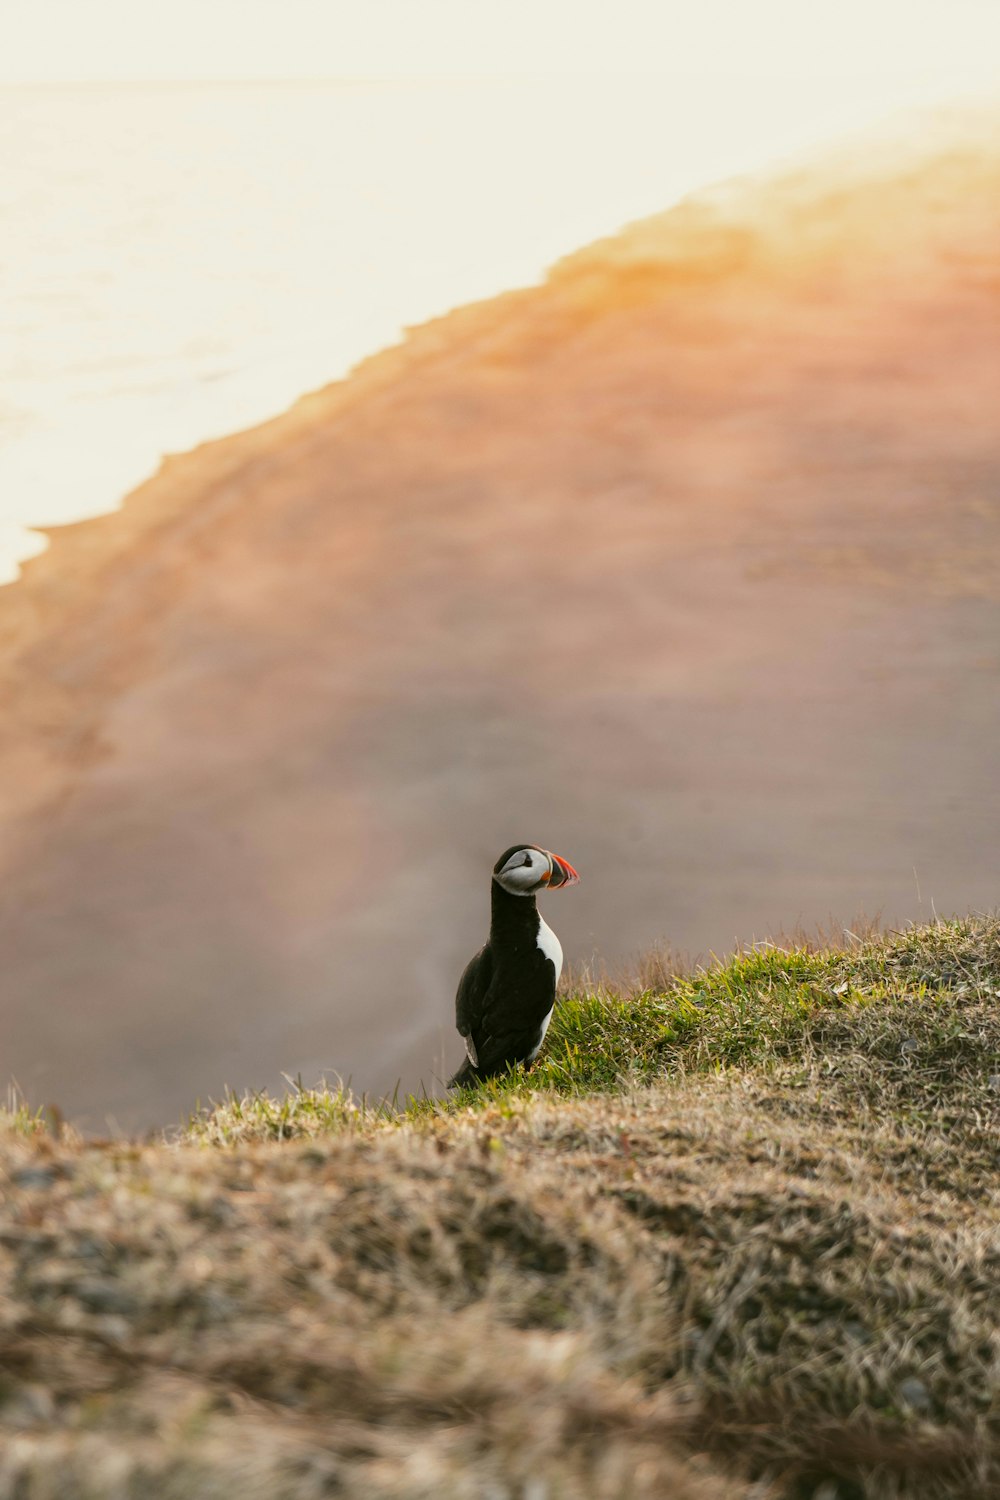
xmin=2 ymin=117 xmax=998 ymax=1129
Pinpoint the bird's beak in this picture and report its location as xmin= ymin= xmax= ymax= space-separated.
xmin=543 ymin=852 xmax=579 ymax=888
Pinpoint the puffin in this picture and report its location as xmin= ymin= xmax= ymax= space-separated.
xmin=448 ymin=843 xmax=580 ymax=1088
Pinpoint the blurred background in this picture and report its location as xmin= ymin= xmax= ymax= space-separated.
xmin=2 ymin=1 xmax=999 ymax=1130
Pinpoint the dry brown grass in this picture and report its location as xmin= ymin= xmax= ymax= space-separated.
xmin=1 ymin=916 xmax=998 ymax=1498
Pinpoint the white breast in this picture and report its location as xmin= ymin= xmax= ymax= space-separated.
xmin=527 ymin=1003 xmax=554 ymax=1062
xmin=536 ymin=915 xmax=563 ymax=983
xmin=526 ymin=916 xmax=562 ymax=1062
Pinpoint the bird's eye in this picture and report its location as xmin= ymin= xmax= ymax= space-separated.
xmin=522 ymin=854 xmax=533 ymax=866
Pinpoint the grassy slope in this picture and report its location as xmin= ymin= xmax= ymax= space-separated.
xmin=1 ymin=916 xmax=998 ymax=1498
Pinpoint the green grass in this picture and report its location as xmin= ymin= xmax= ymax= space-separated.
xmin=0 ymin=1087 xmax=49 ymax=1137
xmin=189 ymin=913 xmax=1000 ymax=1140
xmin=187 ymin=1077 xmax=381 ymax=1144
xmin=508 ymin=914 xmax=999 ymax=1093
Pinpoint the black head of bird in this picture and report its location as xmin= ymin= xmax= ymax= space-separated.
xmin=448 ymin=842 xmax=580 ymax=1089
xmin=491 ymin=843 xmax=580 ymax=896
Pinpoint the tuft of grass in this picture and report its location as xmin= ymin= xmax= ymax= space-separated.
xmin=187 ymin=1076 xmax=383 ymax=1145
xmin=1 ymin=1086 xmax=49 ymax=1138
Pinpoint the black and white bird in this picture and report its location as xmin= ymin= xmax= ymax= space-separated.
xmin=448 ymin=843 xmax=580 ymax=1088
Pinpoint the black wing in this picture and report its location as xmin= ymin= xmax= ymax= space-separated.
xmin=471 ymin=1022 xmax=549 ymax=1079
xmin=455 ymin=944 xmax=493 ymax=1064
xmin=451 ymin=939 xmax=556 ymax=1086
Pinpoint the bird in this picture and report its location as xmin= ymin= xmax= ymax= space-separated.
xmin=448 ymin=843 xmax=580 ymax=1088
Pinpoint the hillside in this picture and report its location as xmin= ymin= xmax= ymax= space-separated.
xmin=2 ymin=916 xmax=998 ymax=1497
xmin=2 ymin=119 xmax=1000 ymax=1129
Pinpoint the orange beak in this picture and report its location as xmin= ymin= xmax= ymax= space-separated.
xmin=543 ymin=852 xmax=580 ymax=889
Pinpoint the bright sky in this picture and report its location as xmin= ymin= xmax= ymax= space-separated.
xmin=6 ymin=0 xmax=1000 ymax=91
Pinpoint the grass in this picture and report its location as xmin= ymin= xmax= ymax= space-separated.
xmin=2 ymin=914 xmax=998 ymax=1497
xmin=0 ymin=1086 xmax=51 ymax=1138
xmin=191 ymin=912 xmax=1000 ymax=1136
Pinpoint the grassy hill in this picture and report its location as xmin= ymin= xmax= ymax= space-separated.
xmin=1 ymin=914 xmax=997 ymax=1497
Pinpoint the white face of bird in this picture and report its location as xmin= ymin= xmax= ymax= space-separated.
xmin=492 ymin=845 xmax=580 ymax=897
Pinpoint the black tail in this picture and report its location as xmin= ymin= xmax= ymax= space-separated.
xmin=448 ymin=1057 xmax=480 ymax=1090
